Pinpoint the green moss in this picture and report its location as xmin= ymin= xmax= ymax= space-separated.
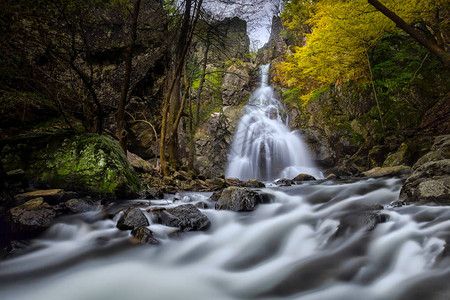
xmin=1 ymin=132 xmax=141 ymax=199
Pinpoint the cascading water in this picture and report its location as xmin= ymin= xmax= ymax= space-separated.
xmin=226 ymin=64 xmax=322 ymax=181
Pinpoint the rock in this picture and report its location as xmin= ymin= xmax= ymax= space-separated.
xmin=300 ymin=128 xmax=337 ymax=168
xmin=0 ymin=133 xmax=142 ymax=199
xmin=274 ymin=178 xmax=295 ymax=186
xmin=142 ymin=187 xmax=164 ymax=200
xmin=363 ymin=165 xmax=412 ymax=177
xmin=195 ymin=202 xmax=209 ymax=209
xmin=225 ymin=178 xmax=243 ymax=187
xmin=221 ymin=64 xmax=251 ymax=106
xmin=117 ymin=208 xmax=149 ymax=231
xmin=131 ymin=226 xmax=159 ymax=245
xmin=383 ymin=143 xmax=410 ymax=167
xmin=127 ymin=152 xmax=153 ymax=173
xmin=216 ymin=187 xmax=261 ymax=211
xmin=64 ymin=198 xmax=99 ymax=214
xmin=414 ymin=135 xmax=450 ymax=168
xmin=400 ymin=159 xmax=450 ymax=204
xmin=14 ymin=189 xmax=64 ymax=206
xmin=151 ymin=204 xmax=210 ymax=232
xmin=241 ymin=179 xmax=265 ymax=188
xmin=204 ymin=178 xmax=228 ymax=191
xmin=209 ymin=190 xmax=222 ymax=202
xmin=326 ymin=173 xmax=338 ymax=180
xmin=293 ymin=174 xmax=316 ymax=181
xmin=333 ymin=207 xmax=389 ymax=238
xmin=9 ymin=198 xmax=56 ymax=234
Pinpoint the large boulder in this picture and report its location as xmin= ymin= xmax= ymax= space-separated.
xmin=0 ymin=133 xmax=142 ymax=199
xmin=131 ymin=226 xmax=159 ymax=245
xmin=151 ymin=204 xmax=210 ymax=232
xmin=363 ymin=165 xmax=412 ymax=177
xmin=14 ymin=189 xmax=64 ymax=206
xmin=216 ymin=187 xmax=261 ymax=211
xmin=400 ymin=135 xmax=450 ymax=204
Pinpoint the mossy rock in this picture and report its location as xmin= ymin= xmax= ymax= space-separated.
xmin=0 ymin=132 xmax=142 ymax=199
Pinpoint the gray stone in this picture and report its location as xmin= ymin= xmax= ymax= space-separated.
xmin=151 ymin=204 xmax=210 ymax=232
xmin=9 ymin=198 xmax=56 ymax=234
xmin=117 ymin=208 xmax=149 ymax=231
xmin=216 ymin=187 xmax=261 ymax=211
xmin=131 ymin=226 xmax=159 ymax=245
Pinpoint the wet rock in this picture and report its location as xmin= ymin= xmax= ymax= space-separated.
xmin=142 ymin=187 xmax=164 ymax=200
xmin=151 ymin=204 xmax=210 ymax=232
xmin=205 ymin=178 xmax=228 ymax=191
xmin=413 ymin=135 xmax=450 ymax=168
xmin=117 ymin=208 xmax=149 ymax=231
xmin=326 ymin=173 xmax=338 ymax=180
xmin=241 ymin=179 xmax=265 ymax=188
xmin=383 ymin=143 xmax=410 ymax=167
xmin=64 ymin=198 xmax=100 ymax=214
xmin=293 ymin=174 xmax=316 ymax=182
xmin=400 ymin=159 xmax=450 ymax=204
xmin=9 ymin=198 xmax=56 ymax=234
xmin=131 ymin=226 xmax=159 ymax=245
xmin=275 ymin=178 xmax=295 ymax=186
xmin=195 ymin=202 xmax=209 ymax=209
xmin=363 ymin=165 xmax=411 ymax=177
xmin=209 ymin=190 xmax=222 ymax=202
xmin=14 ymin=189 xmax=64 ymax=206
xmin=334 ymin=207 xmax=389 ymax=238
xmin=216 ymin=187 xmax=261 ymax=211
xmin=225 ymin=178 xmax=243 ymax=187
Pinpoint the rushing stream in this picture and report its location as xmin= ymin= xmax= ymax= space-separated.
xmin=226 ymin=64 xmax=322 ymax=181
xmin=1 ymin=178 xmax=449 ymax=300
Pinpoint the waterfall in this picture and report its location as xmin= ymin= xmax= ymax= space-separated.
xmin=225 ymin=64 xmax=322 ymax=181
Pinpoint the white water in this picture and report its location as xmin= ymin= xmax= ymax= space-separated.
xmin=226 ymin=64 xmax=322 ymax=181
xmin=1 ymin=178 xmax=449 ymax=300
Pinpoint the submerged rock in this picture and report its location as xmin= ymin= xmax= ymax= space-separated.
xmin=117 ymin=208 xmax=149 ymax=231
xmin=131 ymin=226 xmax=159 ymax=245
xmin=333 ymin=206 xmax=389 ymax=238
xmin=9 ymin=198 xmax=56 ymax=234
xmin=151 ymin=204 xmax=210 ymax=232
xmin=293 ymin=174 xmax=316 ymax=181
xmin=216 ymin=187 xmax=261 ymax=211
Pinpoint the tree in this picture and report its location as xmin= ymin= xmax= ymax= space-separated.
xmin=117 ymin=0 xmax=142 ymax=153
xmin=368 ymin=0 xmax=450 ymax=69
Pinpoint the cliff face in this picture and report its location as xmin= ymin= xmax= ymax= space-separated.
xmin=256 ymin=16 xmax=289 ymax=65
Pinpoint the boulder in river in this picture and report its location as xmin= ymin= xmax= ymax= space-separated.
xmin=333 ymin=206 xmax=389 ymax=238
xmin=117 ymin=208 xmax=149 ymax=231
xmin=64 ymin=198 xmax=100 ymax=214
xmin=131 ymin=226 xmax=159 ymax=245
xmin=8 ymin=197 xmax=56 ymax=234
xmin=293 ymin=174 xmax=316 ymax=182
xmin=216 ymin=187 xmax=261 ymax=211
xmin=151 ymin=204 xmax=211 ymax=232
xmin=275 ymin=178 xmax=295 ymax=186
xmin=241 ymin=179 xmax=265 ymax=188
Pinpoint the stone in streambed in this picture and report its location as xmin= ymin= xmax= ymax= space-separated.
xmin=9 ymin=198 xmax=56 ymax=234
xmin=293 ymin=174 xmax=316 ymax=181
xmin=131 ymin=226 xmax=159 ymax=245
xmin=64 ymin=198 xmax=100 ymax=214
xmin=142 ymin=187 xmax=164 ymax=200
xmin=216 ymin=187 xmax=261 ymax=211
xmin=14 ymin=189 xmax=64 ymax=206
xmin=333 ymin=206 xmax=389 ymax=238
xmin=151 ymin=204 xmax=210 ymax=232
xmin=117 ymin=208 xmax=149 ymax=231
xmin=241 ymin=179 xmax=265 ymax=188
xmin=275 ymin=178 xmax=295 ymax=186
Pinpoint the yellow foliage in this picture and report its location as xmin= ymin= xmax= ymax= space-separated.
xmin=276 ymin=0 xmax=446 ymax=103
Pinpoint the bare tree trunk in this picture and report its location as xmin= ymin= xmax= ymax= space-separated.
xmin=160 ymin=0 xmax=203 ymax=176
xmin=117 ymin=0 xmax=141 ymax=153
xmin=368 ymin=0 xmax=450 ymax=69
xmin=195 ymin=40 xmax=210 ymax=128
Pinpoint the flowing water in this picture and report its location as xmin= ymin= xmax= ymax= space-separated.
xmin=226 ymin=64 xmax=322 ymax=181
xmin=1 ymin=178 xmax=449 ymax=300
